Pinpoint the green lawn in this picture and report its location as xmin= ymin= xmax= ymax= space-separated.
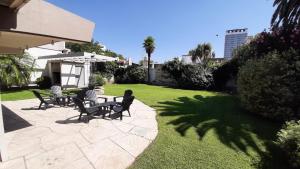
xmin=0 ymin=89 xmax=78 ymax=101
xmin=0 ymin=84 xmax=283 ymax=168
xmin=105 ymin=84 xmax=282 ymax=169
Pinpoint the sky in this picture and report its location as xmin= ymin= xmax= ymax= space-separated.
xmin=48 ymin=0 xmax=275 ymax=63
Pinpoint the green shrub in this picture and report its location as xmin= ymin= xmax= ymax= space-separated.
xmin=162 ymin=59 xmax=214 ymax=90
xmin=36 ymin=76 xmax=52 ymax=89
xmin=212 ymin=58 xmax=239 ymax=91
xmin=114 ymin=65 xmax=146 ymax=84
xmin=277 ymin=120 xmax=300 ymax=168
xmin=237 ymin=49 xmax=300 ymax=120
xmin=96 ymin=61 xmax=118 ymax=80
xmin=89 ymin=73 xmax=105 ymax=87
xmin=180 ymin=64 xmax=213 ymax=89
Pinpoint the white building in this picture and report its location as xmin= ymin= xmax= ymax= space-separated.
xmin=224 ymin=28 xmax=248 ymax=59
xmin=27 ymin=42 xmax=118 ymax=88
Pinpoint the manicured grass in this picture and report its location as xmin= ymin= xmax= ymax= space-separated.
xmin=0 ymin=89 xmax=79 ymax=101
xmin=105 ymin=84 xmax=282 ymax=169
xmin=0 ymin=89 xmax=44 ymax=101
xmin=1 ymin=84 xmax=283 ymax=168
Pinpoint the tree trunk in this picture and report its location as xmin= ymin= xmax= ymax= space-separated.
xmin=147 ymin=53 xmax=151 ymax=84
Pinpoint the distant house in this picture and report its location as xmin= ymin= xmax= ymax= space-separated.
xmin=27 ymin=42 xmax=118 ymax=88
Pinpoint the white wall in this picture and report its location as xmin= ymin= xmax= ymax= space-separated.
xmin=26 ymin=42 xmax=65 ymax=82
xmin=61 ymin=63 xmax=76 ymax=87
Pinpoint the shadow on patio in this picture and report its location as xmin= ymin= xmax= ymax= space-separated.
xmin=156 ymin=95 xmax=285 ymax=168
xmin=2 ymin=104 xmax=32 ymax=132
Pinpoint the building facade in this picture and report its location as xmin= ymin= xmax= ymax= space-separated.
xmin=224 ymin=28 xmax=248 ymax=59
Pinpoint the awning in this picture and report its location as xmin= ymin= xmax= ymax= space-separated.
xmin=0 ymin=0 xmax=95 ymax=54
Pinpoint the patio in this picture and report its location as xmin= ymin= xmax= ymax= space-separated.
xmin=0 ymin=96 xmax=158 ymax=169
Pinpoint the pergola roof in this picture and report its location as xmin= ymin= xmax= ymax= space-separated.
xmin=38 ymin=52 xmax=119 ymax=63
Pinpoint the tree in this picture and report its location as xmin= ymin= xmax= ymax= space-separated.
xmin=66 ymin=39 xmax=104 ymax=54
xmin=271 ymin=0 xmax=300 ymax=29
xmin=143 ymin=36 xmax=155 ymax=83
xmin=188 ymin=43 xmax=213 ymax=65
xmin=66 ymin=39 xmax=125 ymax=60
xmin=0 ymin=53 xmax=34 ymax=89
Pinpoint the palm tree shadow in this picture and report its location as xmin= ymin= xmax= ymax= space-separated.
xmin=156 ymin=94 xmax=283 ymax=166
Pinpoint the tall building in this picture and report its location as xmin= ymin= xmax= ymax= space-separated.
xmin=224 ymin=28 xmax=248 ymax=59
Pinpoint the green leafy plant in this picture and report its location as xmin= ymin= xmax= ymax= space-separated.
xmin=114 ymin=65 xmax=146 ymax=84
xmin=277 ymin=120 xmax=300 ymax=168
xmin=0 ymin=53 xmax=34 ymax=89
xmin=89 ymin=73 xmax=105 ymax=87
xmin=36 ymin=76 xmax=52 ymax=89
xmin=162 ymin=58 xmax=214 ymax=90
xmin=212 ymin=58 xmax=239 ymax=91
xmin=237 ymin=49 xmax=300 ymax=120
xmin=96 ymin=61 xmax=118 ymax=80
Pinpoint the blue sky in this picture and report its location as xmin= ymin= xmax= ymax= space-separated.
xmin=48 ymin=0 xmax=275 ymax=63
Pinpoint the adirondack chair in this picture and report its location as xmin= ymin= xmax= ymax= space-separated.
xmin=73 ymin=97 xmax=106 ymax=122
xmin=113 ymin=89 xmax=133 ymax=102
xmin=112 ymin=95 xmax=135 ymax=120
xmin=50 ymin=85 xmax=67 ymax=106
xmin=85 ymin=89 xmax=107 ymax=106
xmin=32 ymin=90 xmax=56 ymax=110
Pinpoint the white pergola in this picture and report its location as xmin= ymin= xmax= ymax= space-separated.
xmin=0 ymin=0 xmax=95 ymax=161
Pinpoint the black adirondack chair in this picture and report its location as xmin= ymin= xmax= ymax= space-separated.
xmin=112 ymin=95 xmax=135 ymax=120
xmin=113 ymin=90 xmax=133 ymax=103
xmin=85 ymin=89 xmax=107 ymax=106
xmin=50 ymin=85 xmax=67 ymax=106
xmin=73 ymin=97 xmax=106 ymax=122
xmin=32 ymin=90 xmax=56 ymax=110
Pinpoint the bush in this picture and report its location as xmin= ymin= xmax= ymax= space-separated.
xmin=96 ymin=61 xmax=118 ymax=80
xmin=237 ymin=49 xmax=300 ymax=120
xmin=179 ymin=64 xmax=213 ymax=89
xmin=233 ymin=27 xmax=300 ymax=65
xmin=89 ymin=73 xmax=105 ymax=87
xmin=114 ymin=65 xmax=146 ymax=84
xmin=36 ymin=76 xmax=52 ymax=89
xmin=162 ymin=59 xmax=214 ymax=89
xmin=277 ymin=120 xmax=300 ymax=168
xmin=212 ymin=58 xmax=239 ymax=91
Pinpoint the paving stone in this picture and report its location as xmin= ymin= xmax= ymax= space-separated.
xmin=1 ymin=97 xmax=158 ymax=169
xmin=81 ymin=139 xmax=134 ymax=169
xmin=0 ymin=157 xmax=26 ymax=169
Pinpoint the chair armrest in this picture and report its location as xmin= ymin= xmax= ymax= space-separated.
xmin=113 ymin=96 xmax=123 ymax=102
xmin=97 ymin=97 xmax=108 ymax=102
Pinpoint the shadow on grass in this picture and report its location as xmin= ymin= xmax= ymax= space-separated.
xmin=156 ymin=95 xmax=286 ymax=168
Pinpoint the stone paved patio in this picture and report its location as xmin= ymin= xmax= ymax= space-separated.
xmin=0 ymin=96 xmax=158 ymax=169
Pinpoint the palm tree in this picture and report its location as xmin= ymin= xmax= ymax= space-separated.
xmin=271 ymin=0 xmax=300 ymax=28
xmin=143 ymin=36 xmax=155 ymax=83
xmin=0 ymin=53 xmax=34 ymax=89
xmin=188 ymin=43 xmax=213 ymax=64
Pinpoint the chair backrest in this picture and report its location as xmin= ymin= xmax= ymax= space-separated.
xmin=121 ymin=96 xmax=135 ymax=111
xmin=51 ymin=85 xmax=62 ymax=97
xmin=124 ymin=90 xmax=133 ymax=97
xmin=32 ymin=90 xmax=44 ymax=102
xmin=76 ymin=88 xmax=88 ymax=100
xmin=73 ymin=97 xmax=86 ymax=113
xmin=85 ymin=90 xmax=98 ymax=104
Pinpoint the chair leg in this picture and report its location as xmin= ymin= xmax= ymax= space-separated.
xmin=78 ymin=112 xmax=83 ymax=120
xmin=44 ymin=103 xmax=49 ymax=110
xmin=120 ymin=112 xmax=123 ymax=120
xmin=38 ymin=102 xmax=43 ymax=110
xmin=127 ymin=110 xmax=131 ymax=117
